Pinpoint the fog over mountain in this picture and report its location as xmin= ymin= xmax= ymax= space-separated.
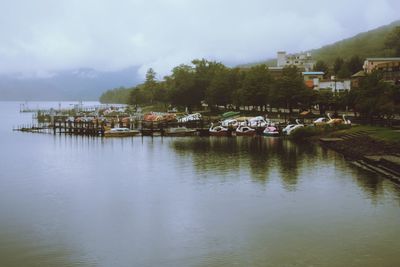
xmin=0 ymin=67 xmax=142 ymax=101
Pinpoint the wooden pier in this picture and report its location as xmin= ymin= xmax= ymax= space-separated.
xmin=15 ymin=115 xmax=215 ymax=137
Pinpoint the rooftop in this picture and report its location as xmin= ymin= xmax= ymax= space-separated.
xmin=302 ymin=71 xmax=324 ymax=75
xmin=352 ymin=70 xmax=366 ymax=77
xmin=365 ymin=57 xmax=400 ymax=61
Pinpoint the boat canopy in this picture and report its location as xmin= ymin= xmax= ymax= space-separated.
xmin=221 ymin=111 xmax=240 ymax=119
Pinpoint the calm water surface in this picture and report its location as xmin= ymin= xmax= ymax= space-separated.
xmin=0 ymin=101 xmax=399 ymax=267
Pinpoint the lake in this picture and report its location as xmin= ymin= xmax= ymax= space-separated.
xmin=0 ymin=101 xmax=399 ymax=267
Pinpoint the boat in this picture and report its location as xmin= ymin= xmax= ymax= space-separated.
xmin=263 ymin=125 xmax=280 ymax=136
xmin=163 ymin=127 xmax=197 ymax=137
xmin=221 ymin=111 xmax=240 ymax=119
xmin=177 ymin=113 xmax=202 ymax=123
xmin=236 ymin=125 xmax=256 ymax=136
xmin=342 ymin=114 xmax=351 ymax=125
xmin=209 ymin=123 xmax=229 ymax=136
xmin=221 ymin=118 xmax=239 ymax=128
xmin=240 ymin=116 xmax=269 ymax=128
xmin=313 ymin=117 xmax=328 ymax=126
xmin=326 ymin=113 xmax=343 ymax=125
xmin=104 ymin=127 xmax=140 ymax=137
xmin=282 ymin=119 xmax=304 ymax=135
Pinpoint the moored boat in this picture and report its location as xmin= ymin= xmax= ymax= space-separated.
xmin=282 ymin=119 xmax=304 ymax=135
xmin=236 ymin=125 xmax=256 ymax=136
xmin=164 ymin=127 xmax=197 ymax=137
xmin=209 ymin=123 xmax=229 ymax=136
xmin=263 ymin=126 xmax=280 ymax=136
xmin=104 ymin=127 xmax=140 ymax=137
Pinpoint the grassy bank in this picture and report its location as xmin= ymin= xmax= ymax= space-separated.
xmin=311 ymin=125 xmax=400 ymax=158
xmin=329 ymin=125 xmax=400 ymax=143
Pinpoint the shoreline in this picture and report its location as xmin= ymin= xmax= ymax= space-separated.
xmin=314 ymin=127 xmax=400 ymax=184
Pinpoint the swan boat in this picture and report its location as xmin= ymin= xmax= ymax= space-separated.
xmin=209 ymin=123 xmax=229 ymax=136
xmin=263 ymin=125 xmax=280 ymax=136
xmin=236 ymin=125 xmax=256 ymax=136
xmin=282 ymin=119 xmax=304 ymax=135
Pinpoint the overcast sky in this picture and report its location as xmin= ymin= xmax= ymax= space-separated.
xmin=0 ymin=0 xmax=399 ymax=78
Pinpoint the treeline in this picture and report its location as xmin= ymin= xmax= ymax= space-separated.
xmin=99 ymin=86 xmax=132 ymax=104
xmin=313 ymin=55 xmax=364 ymax=79
xmin=99 ymin=59 xmax=399 ymax=121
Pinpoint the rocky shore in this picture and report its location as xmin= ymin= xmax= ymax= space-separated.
xmin=318 ymin=129 xmax=400 ymax=184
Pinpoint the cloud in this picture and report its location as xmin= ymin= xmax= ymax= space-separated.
xmin=0 ymin=0 xmax=399 ymax=78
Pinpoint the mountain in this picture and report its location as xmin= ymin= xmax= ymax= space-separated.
xmin=310 ymin=20 xmax=400 ymax=64
xmin=241 ymin=20 xmax=400 ymax=68
xmin=0 ymin=66 xmax=143 ymax=101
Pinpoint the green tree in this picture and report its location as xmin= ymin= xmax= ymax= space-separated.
xmin=355 ymin=71 xmax=399 ymax=122
xmin=385 ymin=26 xmax=400 ymax=56
xmin=239 ymin=64 xmax=273 ymax=110
xmin=314 ymin=90 xmax=333 ymax=115
xmin=191 ymin=59 xmax=226 ymax=105
xmin=333 ymin=57 xmax=345 ymax=75
xmin=205 ymin=67 xmax=242 ymax=110
xmin=346 ymin=55 xmax=364 ymax=75
xmin=273 ymin=66 xmax=308 ymax=114
xmin=165 ymin=64 xmax=198 ymax=112
xmin=143 ymin=68 xmax=158 ymax=104
xmin=313 ymin=60 xmax=330 ymax=77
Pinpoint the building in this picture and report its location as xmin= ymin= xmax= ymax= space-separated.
xmin=363 ymin=57 xmax=400 ymax=84
xmin=302 ymin=72 xmax=351 ymax=92
xmin=302 ymin=71 xmax=325 ymax=89
xmin=351 ymin=70 xmax=366 ymax=88
xmin=363 ymin=58 xmax=400 ymax=73
xmin=277 ymin=51 xmax=315 ymax=71
xmin=317 ymin=80 xmax=351 ymax=92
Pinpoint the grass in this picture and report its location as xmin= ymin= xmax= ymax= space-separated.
xmin=329 ymin=125 xmax=400 ymax=143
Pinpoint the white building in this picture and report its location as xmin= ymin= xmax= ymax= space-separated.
xmin=277 ymin=51 xmax=315 ymax=71
xmin=314 ymin=80 xmax=351 ymax=92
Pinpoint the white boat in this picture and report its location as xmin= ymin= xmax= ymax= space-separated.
xmin=236 ymin=125 xmax=256 ymax=136
xmin=221 ymin=118 xmax=239 ymax=128
xmin=164 ymin=127 xmax=197 ymax=136
xmin=282 ymin=119 xmax=304 ymax=135
xmin=104 ymin=127 xmax=140 ymax=137
xmin=209 ymin=123 xmax=229 ymax=136
xmin=240 ymin=116 xmax=269 ymax=128
xmin=177 ymin=113 xmax=202 ymax=123
xmin=263 ymin=126 xmax=280 ymax=136
xmin=313 ymin=117 xmax=328 ymax=126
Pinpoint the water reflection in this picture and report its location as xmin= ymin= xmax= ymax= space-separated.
xmin=170 ymin=136 xmax=322 ymax=190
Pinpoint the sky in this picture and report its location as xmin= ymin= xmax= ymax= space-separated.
xmin=0 ymin=0 xmax=399 ymax=78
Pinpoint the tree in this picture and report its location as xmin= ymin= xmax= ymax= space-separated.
xmin=314 ymin=60 xmax=329 ymax=77
xmin=333 ymin=57 xmax=345 ymax=75
xmin=272 ymin=66 xmax=308 ymax=114
xmin=314 ymin=90 xmax=333 ymax=115
xmin=143 ymin=68 xmax=158 ymax=104
xmin=191 ymin=59 xmax=226 ymax=105
xmin=205 ymin=67 xmax=242 ymax=110
xmin=165 ymin=64 xmax=198 ymax=112
xmin=346 ymin=55 xmax=364 ymax=75
xmin=385 ymin=26 xmax=400 ymax=56
xmin=355 ymin=71 xmax=399 ymax=122
xmin=129 ymin=86 xmax=149 ymax=105
xmin=239 ymin=64 xmax=273 ymax=110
